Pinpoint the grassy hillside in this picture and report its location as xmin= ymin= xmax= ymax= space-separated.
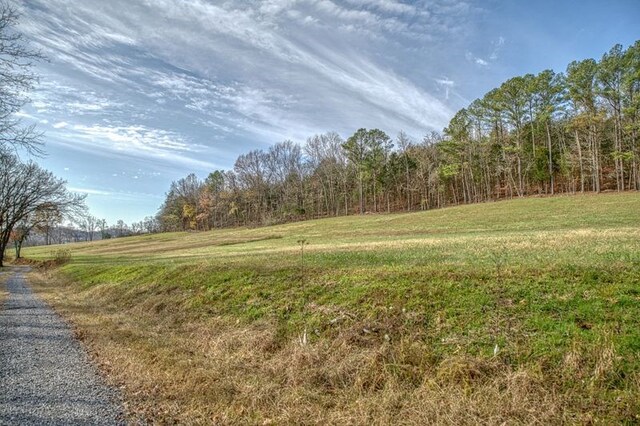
xmin=23 ymin=193 xmax=640 ymax=424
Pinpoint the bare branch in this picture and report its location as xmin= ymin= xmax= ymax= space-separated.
xmin=0 ymin=2 xmax=45 ymax=155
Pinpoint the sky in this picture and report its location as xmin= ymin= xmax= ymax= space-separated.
xmin=13 ymin=0 xmax=640 ymax=224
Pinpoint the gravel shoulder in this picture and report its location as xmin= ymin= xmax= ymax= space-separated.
xmin=0 ymin=266 xmax=125 ymax=425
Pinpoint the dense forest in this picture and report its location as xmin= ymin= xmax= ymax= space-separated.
xmin=157 ymin=41 xmax=640 ymax=231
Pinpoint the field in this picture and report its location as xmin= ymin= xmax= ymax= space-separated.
xmin=22 ymin=193 xmax=640 ymax=424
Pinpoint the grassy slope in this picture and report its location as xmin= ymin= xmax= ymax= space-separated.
xmin=25 ymin=193 xmax=640 ymax=424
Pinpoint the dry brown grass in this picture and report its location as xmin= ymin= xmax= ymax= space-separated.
xmin=0 ymin=268 xmax=9 ymax=307
xmin=29 ymin=268 xmax=637 ymax=425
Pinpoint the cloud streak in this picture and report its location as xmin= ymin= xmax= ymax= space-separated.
xmin=20 ymin=0 xmax=466 ymax=143
xmin=50 ymin=123 xmax=219 ymax=171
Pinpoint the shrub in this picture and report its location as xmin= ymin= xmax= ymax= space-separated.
xmin=50 ymin=248 xmax=71 ymax=265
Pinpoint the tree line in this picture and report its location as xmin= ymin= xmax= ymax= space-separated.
xmin=157 ymin=41 xmax=640 ymax=232
xmin=9 ymin=215 xmax=161 ymax=259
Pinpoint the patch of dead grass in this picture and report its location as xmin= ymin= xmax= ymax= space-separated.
xmin=27 ymin=268 xmax=638 ymax=425
xmin=0 ymin=268 xmax=9 ymax=307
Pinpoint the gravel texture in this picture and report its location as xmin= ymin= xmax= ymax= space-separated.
xmin=0 ymin=267 xmax=125 ymax=425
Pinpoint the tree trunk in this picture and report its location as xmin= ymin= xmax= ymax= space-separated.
xmin=632 ymin=128 xmax=639 ymax=190
xmin=358 ymin=171 xmax=364 ymax=214
xmin=575 ymin=130 xmax=585 ymax=193
xmin=515 ymin=126 xmax=524 ymax=197
xmin=0 ymin=236 xmax=8 ymax=267
xmin=14 ymin=239 xmax=23 ymax=259
xmin=614 ymin=114 xmax=623 ymax=191
xmin=546 ymin=121 xmax=554 ymax=195
xmin=405 ymin=161 xmax=411 ymax=211
xmin=372 ymin=172 xmax=377 ymax=213
xmin=591 ymin=124 xmax=601 ymax=193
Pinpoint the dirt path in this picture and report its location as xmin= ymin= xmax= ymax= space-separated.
xmin=0 ymin=266 xmax=125 ymax=425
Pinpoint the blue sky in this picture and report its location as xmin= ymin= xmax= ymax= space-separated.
xmin=14 ymin=0 xmax=639 ymax=224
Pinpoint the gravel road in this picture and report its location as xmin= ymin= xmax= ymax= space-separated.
xmin=0 ymin=267 xmax=125 ymax=425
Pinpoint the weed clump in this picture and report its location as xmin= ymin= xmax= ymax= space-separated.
xmin=48 ymin=248 xmax=71 ymax=266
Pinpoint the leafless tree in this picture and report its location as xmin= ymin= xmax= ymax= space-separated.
xmin=96 ymin=218 xmax=108 ymax=239
xmin=9 ymin=218 xmax=30 ymax=259
xmin=0 ymin=3 xmax=45 ymax=156
xmin=78 ymin=214 xmax=97 ymax=241
xmin=0 ymin=153 xmax=85 ymax=266
xmin=34 ymin=204 xmax=63 ymax=245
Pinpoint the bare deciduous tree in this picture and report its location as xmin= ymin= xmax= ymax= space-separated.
xmin=0 ymin=3 xmax=45 ymax=156
xmin=77 ymin=214 xmax=98 ymax=241
xmin=0 ymin=153 xmax=85 ymax=266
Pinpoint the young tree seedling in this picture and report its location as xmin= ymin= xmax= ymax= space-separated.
xmin=297 ymin=238 xmax=308 ymax=280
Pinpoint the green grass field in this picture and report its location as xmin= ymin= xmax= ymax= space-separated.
xmin=22 ymin=193 xmax=640 ymax=424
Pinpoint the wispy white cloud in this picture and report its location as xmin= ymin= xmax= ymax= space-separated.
xmin=68 ymin=186 xmax=112 ymax=196
xmin=71 ymin=124 xmax=196 ymax=152
xmin=68 ymin=186 xmax=164 ymax=201
xmin=30 ymin=80 xmax=125 ymax=120
xmin=466 ymin=51 xmax=489 ymax=67
xmin=465 ymin=36 xmax=505 ymax=68
xmin=343 ymin=0 xmax=417 ymax=15
xmin=15 ymin=110 xmax=36 ymax=119
xmin=435 ymin=77 xmax=454 ymax=100
xmin=489 ymin=36 xmax=506 ymax=60
xmin=50 ymin=123 xmax=218 ymax=170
